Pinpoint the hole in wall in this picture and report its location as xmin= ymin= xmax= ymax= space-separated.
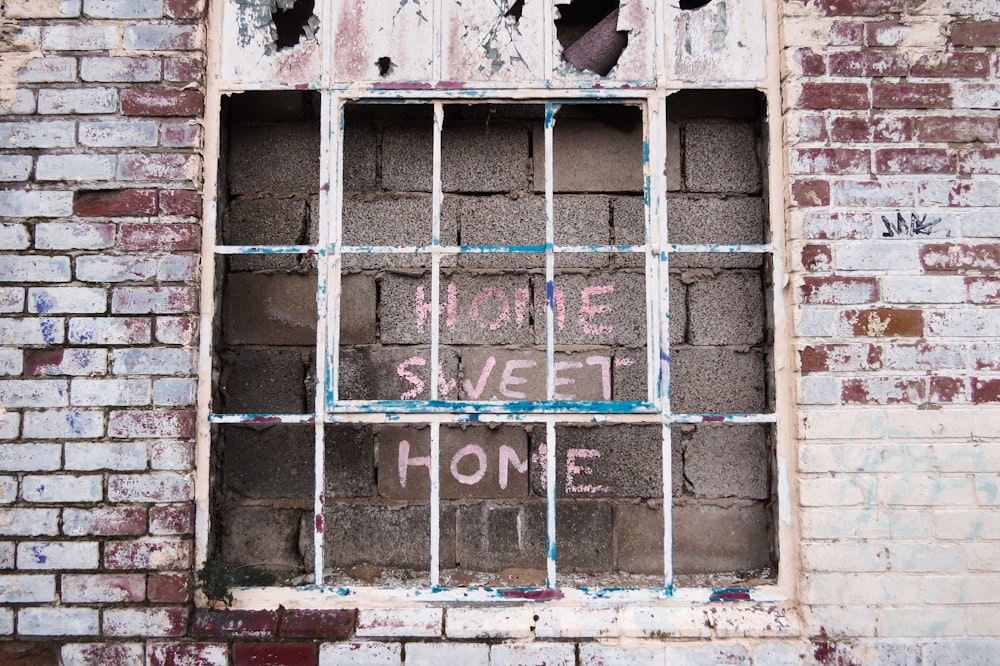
xmin=678 ymin=0 xmax=713 ymax=9
xmin=505 ymin=0 xmax=525 ymax=21
xmin=555 ymin=0 xmax=628 ymax=77
xmin=272 ymin=0 xmax=317 ymax=51
xmin=375 ymin=56 xmax=395 ymax=77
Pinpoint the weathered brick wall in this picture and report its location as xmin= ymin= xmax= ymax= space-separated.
xmin=0 ymin=0 xmax=998 ymax=664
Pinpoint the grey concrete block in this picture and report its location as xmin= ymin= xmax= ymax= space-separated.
xmin=681 ymin=424 xmax=770 ymax=500
xmin=325 ymin=425 xmax=375 ymax=499
xmin=339 ymin=273 xmax=377 ymax=345
xmin=669 ymin=250 xmax=763 ymax=270
xmin=611 ymin=348 xmax=649 ymax=402
xmin=541 ymin=272 xmax=646 ymax=346
xmin=670 ymin=346 xmax=768 ymax=414
xmin=666 ymin=195 xmax=765 ymax=245
xmin=615 ymin=502 xmax=664 ymax=575
xmin=224 ymin=198 xmax=307 ymax=271
xmin=220 ymin=505 xmax=306 ymax=574
xmin=222 ymin=272 xmax=317 ymax=346
xmin=531 ymin=425 xmax=663 ymax=499
xmin=342 ymin=119 xmax=378 ymax=192
xmin=534 ymin=119 xmax=643 ymax=193
xmin=683 ymin=120 xmax=761 ymax=194
xmin=323 ymin=505 xmax=434 ymax=570
xmin=554 ymin=195 xmax=611 ymax=268
xmin=376 ymin=425 xmax=529 ymax=500
xmin=222 ymin=425 xmax=313 ymax=500
xmin=455 ymin=195 xmax=546 ymax=269
xmin=338 ymin=346 xmax=460 ymax=401
xmin=672 ymin=500 xmax=773 ymax=574
xmin=219 ymin=349 xmax=306 ymax=414
xmin=557 ymin=501 xmax=613 ymax=571
xmin=459 ymin=349 xmax=618 ymax=401
xmin=611 ymin=195 xmax=644 ymax=268
xmin=666 ymin=120 xmax=682 ymax=191
xmin=670 ymin=275 xmax=686 ymax=345
xmin=456 ymin=501 xmax=546 ymax=572
xmin=382 ymin=124 xmax=432 ymax=192
xmin=686 ymin=270 xmax=765 ymax=346
xmin=228 ymin=123 xmax=321 ymax=196
xmin=442 ymin=124 xmax=530 ymax=193
xmin=342 ymin=195 xmax=455 ymax=269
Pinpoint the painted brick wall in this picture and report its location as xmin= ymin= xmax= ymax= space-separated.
xmin=0 ymin=0 xmax=999 ymax=664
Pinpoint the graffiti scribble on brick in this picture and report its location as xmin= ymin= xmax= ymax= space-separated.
xmin=881 ymin=212 xmax=942 ymax=238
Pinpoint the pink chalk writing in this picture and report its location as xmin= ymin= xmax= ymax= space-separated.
xmin=579 ymin=285 xmax=614 ymax=335
xmin=450 ymin=444 xmax=488 ymax=485
xmin=414 ymin=283 xmax=458 ymax=333
xmin=470 ymin=287 xmax=510 ymax=331
xmin=398 ymin=439 xmax=431 ymax=487
xmin=396 ymin=356 xmax=455 ymax=399
xmin=566 ymin=448 xmax=610 ymax=494
xmin=397 ymin=441 xmax=528 ymax=490
xmin=498 ymin=358 xmax=536 ymax=399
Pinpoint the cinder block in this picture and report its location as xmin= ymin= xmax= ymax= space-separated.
xmin=554 ymin=195 xmax=611 ymax=268
xmin=322 ymin=504 xmax=446 ymax=570
xmin=377 ymin=425 xmax=529 ymax=500
xmin=456 ymin=501 xmax=546 ymax=573
xmin=339 ymin=273 xmax=377 ymax=344
xmin=454 ymin=195 xmax=546 ymax=269
xmin=228 ymin=123 xmax=320 ymax=196
xmin=222 ymin=425 xmax=313 ymax=500
xmin=342 ymin=117 xmax=378 ymax=191
xmin=341 ymin=195 xmax=450 ymax=269
xmin=534 ymin=118 xmax=644 ymax=193
xmin=223 ymin=198 xmax=307 ymax=270
xmin=672 ymin=500 xmax=773 ymax=574
xmin=611 ymin=196 xmax=644 ymax=268
xmin=220 ymin=505 xmax=306 ymax=575
xmin=543 ymin=273 xmax=646 ymax=346
xmin=611 ymin=349 xmax=649 ymax=401
xmin=325 ymin=425 xmax=374 ymax=499
xmin=684 ymin=120 xmax=761 ymax=194
xmin=557 ymin=501 xmax=613 ymax=571
xmin=671 ymin=346 xmax=768 ymax=414
xmin=338 ymin=346 xmax=459 ymax=401
xmin=459 ymin=348 xmax=619 ymax=401
xmin=681 ymin=424 xmax=770 ymax=500
xmin=616 ymin=503 xmax=664 ymax=576
xmin=441 ymin=123 xmax=529 ymax=193
xmin=222 ymin=272 xmax=316 ymax=345
xmin=531 ymin=425 xmax=663 ymax=499
xmin=219 ymin=349 xmax=307 ymax=414
xmin=686 ymin=270 xmax=765 ymax=346
xmin=382 ymin=123 xmax=432 ymax=192
xmin=666 ymin=195 xmax=765 ymax=245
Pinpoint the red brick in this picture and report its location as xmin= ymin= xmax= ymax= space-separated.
xmin=825 ymin=0 xmax=906 ymax=15
xmin=166 ymin=0 xmax=205 ymax=18
xmin=151 ymin=503 xmax=195 ymax=535
xmin=150 ymin=643 xmax=228 ymax=666
xmin=847 ymin=308 xmax=923 ymax=337
xmin=118 ymin=153 xmax=194 ymax=181
xmin=799 ymin=344 xmax=883 ymax=373
xmin=841 ymin=377 xmax=926 ymax=405
xmin=797 ymin=83 xmax=869 ymax=110
xmin=792 ymin=148 xmax=870 ymax=175
xmin=160 ymin=189 xmax=200 ymax=216
xmin=148 ymin=572 xmax=192 ymax=603
xmin=960 ymin=149 xmax=1000 ymax=175
xmin=921 ymin=243 xmax=1000 ymax=271
xmin=828 ymin=51 xmax=909 ymax=77
xmin=866 ymin=20 xmax=906 ymax=46
xmin=799 ymin=346 xmax=829 ymax=373
xmin=800 ymin=277 xmax=878 ymax=304
xmin=122 ymin=89 xmax=204 ymax=117
xmin=109 ymin=410 xmax=196 ymax=439
xmin=791 ymin=179 xmax=830 ymax=207
xmin=75 ymin=189 xmax=158 ymax=217
xmin=830 ymin=115 xmax=871 ymax=142
xmin=872 ymin=83 xmax=951 ymax=109
xmin=801 ymin=244 xmax=832 ymax=272
xmin=914 ymin=116 xmax=998 ymax=143
xmin=279 ymin=609 xmax=357 ymax=639
xmin=951 ymin=21 xmax=1000 ymax=47
xmin=164 ymin=56 xmax=204 ymax=83
xmin=105 ymin=538 xmax=192 ymax=570
xmin=875 ymin=148 xmax=956 ymax=174
xmin=160 ymin=122 xmax=200 ymax=148
xmin=192 ymin=609 xmax=280 ymax=638
xmin=121 ymin=223 xmax=199 ymax=251
xmin=233 ymin=643 xmax=315 ymax=666
xmin=794 ymin=48 xmax=826 ymax=76
xmin=872 ymin=115 xmax=912 ymax=142
xmin=911 ymin=53 xmax=990 ymax=79
xmin=930 ymin=376 xmax=968 ymax=403
xmin=65 ymin=506 xmax=147 ymax=536
xmin=973 ymin=378 xmax=1000 ymax=403
xmin=831 ymin=21 xmax=864 ymax=46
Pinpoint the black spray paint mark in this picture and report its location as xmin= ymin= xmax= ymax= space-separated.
xmin=881 ymin=212 xmax=942 ymax=238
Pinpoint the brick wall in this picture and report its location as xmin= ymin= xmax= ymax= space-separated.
xmin=0 ymin=0 xmax=998 ymax=664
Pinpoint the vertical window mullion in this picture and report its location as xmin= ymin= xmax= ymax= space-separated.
xmin=544 ymin=102 xmax=557 ymax=587
xmin=429 ymin=101 xmax=444 ymax=588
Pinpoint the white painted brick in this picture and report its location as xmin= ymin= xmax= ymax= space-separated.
xmin=0 ymin=157 xmax=31 ymax=182
xmin=446 ymin=607 xmax=534 ymax=639
xmin=799 ymin=475 xmax=875 ymax=507
xmin=0 ymin=122 xmax=74 ymax=149
xmin=833 ymin=179 xmax=951 ymax=208
xmin=84 ymin=0 xmax=163 ymax=19
xmin=61 ymin=643 xmax=145 ymax=666
xmin=800 ymin=409 xmax=886 ymax=439
xmin=76 ymin=256 xmax=158 ymax=282
xmin=37 ymin=88 xmax=117 ymax=114
xmin=17 ymin=57 xmax=76 ymax=83
xmin=124 ymin=24 xmax=200 ymax=50
xmin=103 ymin=607 xmax=184 ymax=636
xmin=36 ymin=154 xmax=116 ymax=181
xmin=63 ymin=573 xmax=145 ymax=602
xmin=16 ymin=541 xmax=99 ymax=569
xmin=0 ymin=508 xmax=59 ymax=536
xmin=751 ymin=643 xmax=810 ymax=666
xmin=801 ymin=605 xmax=879 ymax=639
xmin=0 ymin=289 xmax=24 ymax=314
xmin=0 ymin=444 xmax=61 ymax=472
xmin=0 ymin=223 xmax=29 ymax=250
xmin=799 ymin=376 xmax=839 ymax=405
xmin=880 ymin=276 xmax=965 ymax=304
xmin=949 ymin=181 xmax=1000 ymax=207
xmin=663 ymin=644 xmax=751 ymax=665
xmin=28 ymin=287 xmax=106 ymax=314
xmin=9 ymin=26 xmax=40 ymax=50
xmin=0 ymin=413 xmax=20 ymax=439
xmin=22 ymin=475 xmax=102 ymax=503
xmin=107 ymin=472 xmax=192 ymax=502
xmin=111 ymin=348 xmax=195 ymax=375
xmin=962 ymin=211 xmax=1000 ymax=238
xmin=155 ymin=316 xmax=197 ymax=345
xmin=157 ymin=255 xmax=198 ymax=282
xmin=320 ymin=641 xmax=402 ymax=666
xmin=356 ymin=608 xmax=441 ymax=637
xmin=491 ymin=643 xmax=575 ymax=666
xmin=580 ymin=643 xmax=665 ymax=666
xmin=966 ymin=543 xmax=1000 ymax=572
xmin=803 ymin=573 xmax=925 ymax=607
xmin=0 ymin=477 xmax=16 ymax=503
xmin=796 ymin=308 xmax=839 ymax=337
xmin=954 ymin=83 xmax=1000 ymax=109
xmin=0 ymin=90 xmax=36 ymax=115
xmin=153 ymin=378 xmax=195 ymax=406
xmin=927 ymin=310 xmax=1000 ymax=337
xmin=65 ymin=441 xmax=147 ymax=470
xmin=974 ymin=473 xmax=1000 ymax=505
xmin=28 ymin=348 xmax=107 ymax=376
xmin=71 ymin=378 xmax=151 ymax=406
xmin=890 ymin=545 xmax=965 ymax=575
xmin=68 ymin=317 xmax=151 ymax=345
xmin=111 ymin=286 xmax=194 ymax=314
xmin=802 ymin=542 xmax=889 ymax=572
xmin=879 ymin=475 xmax=975 ymax=506
xmin=18 ymin=607 xmax=99 ymax=636
xmin=41 ymin=25 xmax=118 ymax=51
xmin=934 ymin=510 xmax=1000 ymax=540
xmin=0 ymin=256 xmax=71 ymax=282
xmin=0 ymin=349 xmax=22 ymax=375
xmin=834 ymin=243 xmax=921 ymax=271
xmin=147 ymin=644 xmax=228 ymax=666
xmin=22 ymin=409 xmax=104 ymax=439
xmin=925 ymin=639 xmax=1000 ymax=664
xmin=79 ymin=121 xmax=158 ymax=148
xmin=35 ymin=223 xmax=116 ymax=250
xmin=879 ymin=607 xmax=966 ymax=637
xmin=0 ymin=542 xmax=13 ymax=567
xmin=0 ymin=608 xmax=10 ymax=635
xmin=0 ymin=190 xmax=73 ymax=217
xmin=149 ymin=440 xmax=192 ymax=470
xmin=620 ymin=606 xmax=710 ymax=639
xmin=79 ymin=56 xmax=160 ymax=82
xmin=888 ymin=509 xmax=933 ymax=540
xmin=887 ymin=408 xmax=1000 ymax=439
xmin=0 ymin=574 xmax=56 ymax=602
xmin=0 ymin=380 xmax=67 ymax=408
xmin=3 ymin=0 xmax=80 ymax=18
xmin=403 ymin=643 xmax=489 ymax=665
xmin=801 ymin=508 xmax=890 ymax=540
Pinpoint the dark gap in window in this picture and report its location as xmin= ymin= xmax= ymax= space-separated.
xmin=273 ymin=0 xmax=316 ymax=50
xmin=505 ymin=0 xmax=525 ymax=21
xmin=555 ymin=0 xmax=627 ymax=76
xmin=679 ymin=0 xmax=713 ymax=9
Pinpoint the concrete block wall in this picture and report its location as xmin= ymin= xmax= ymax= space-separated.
xmin=0 ymin=0 xmax=999 ymax=663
